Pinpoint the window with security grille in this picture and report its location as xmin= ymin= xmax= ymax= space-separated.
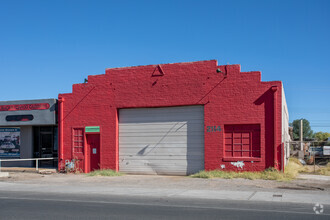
xmin=73 ymin=128 xmax=84 ymax=154
xmin=224 ymin=124 xmax=260 ymax=158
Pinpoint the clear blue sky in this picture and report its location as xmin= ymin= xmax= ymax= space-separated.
xmin=0 ymin=0 xmax=329 ymax=132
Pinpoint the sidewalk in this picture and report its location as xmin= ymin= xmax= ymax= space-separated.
xmin=1 ymin=172 xmax=329 ymax=205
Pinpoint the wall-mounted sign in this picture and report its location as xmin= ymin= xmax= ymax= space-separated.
xmin=0 ymin=103 xmax=50 ymax=112
xmin=206 ymin=126 xmax=222 ymax=132
xmin=0 ymin=128 xmax=20 ymax=157
xmin=85 ymin=126 xmax=100 ymax=133
xmin=324 ymin=146 xmax=330 ymax=156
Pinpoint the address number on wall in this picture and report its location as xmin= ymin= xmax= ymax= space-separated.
xmin=206 ymin=126 xmax=222 ymax=132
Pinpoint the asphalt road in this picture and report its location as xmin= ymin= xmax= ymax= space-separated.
xmin=0 ymin=191 xmax=328 ymax=220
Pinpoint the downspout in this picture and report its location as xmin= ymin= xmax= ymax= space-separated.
xmin=58 ymin=97 xmax=65 ymax=169
xmin=271 ymin=86 xmax=278 ymax=170
xmin=281 ymin=143 xmax=284 ymax=172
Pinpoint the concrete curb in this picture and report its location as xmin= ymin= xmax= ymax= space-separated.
xmin=298 ymin=174 xmax=330 ymax=181
xmin=0 ymin=172 xmax=9 ymax=177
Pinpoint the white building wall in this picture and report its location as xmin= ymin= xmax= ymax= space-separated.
xmin=282 ymin=87 xmax=290 ymax=166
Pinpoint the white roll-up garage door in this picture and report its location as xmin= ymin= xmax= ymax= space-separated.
xmin=119 ymin=106 xmax=204 ymax=175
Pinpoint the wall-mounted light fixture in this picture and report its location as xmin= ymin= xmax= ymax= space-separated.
xmin=217 ymin=68 xmax=227 ymax=78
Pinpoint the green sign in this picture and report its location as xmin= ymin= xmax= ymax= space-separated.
xmin=85 ymin=126 xmax=100 ymax=133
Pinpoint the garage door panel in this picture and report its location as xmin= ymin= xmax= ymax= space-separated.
xmin=120 ymin=107 xmax=203 ymax=118
xmin=119 ymin=135 xmax=203 ymax=144
xmin=119 ymin=152 xmax=204 ymax=157
xmin=119 ymin=106 xmax=204 ymax=175
xmin=119 ymin=122 xmax=188 ymax=129
xmin=120 ymin=164 xmax=203 ymax=175
xmin=119 ymin=147 xmax=204 ymax=156
xmin=119 ymin=143 xmax=203 ymax=148
xmin=120 ymin=164 xmax=204 ymax=170
xmin=119 ymin=155 xmax=203 ymax=161
xmin=119 ymin=131 xmax=203 ymax=137
xmin=119 ymin=160 xmax=203 ymax=175
xmin=119 ymin=117 xmax=203 ymax=123
xmin=119 ymin=151 xmax=204 ymax=157
xmin=119 ymin=121 xmax=203 ymax=128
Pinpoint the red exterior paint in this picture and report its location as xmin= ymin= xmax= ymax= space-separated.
xmin=58 ymin=97 xmax=65 ymax=171
xmin=58 ymin=60 xmax=283 ymax=173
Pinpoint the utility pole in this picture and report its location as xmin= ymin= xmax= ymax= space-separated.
xmin=300 ymin=119 xmax=303 ymax=151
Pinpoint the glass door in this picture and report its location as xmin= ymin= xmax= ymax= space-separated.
xmin=33 ymin=126 xmax=57 ymax=168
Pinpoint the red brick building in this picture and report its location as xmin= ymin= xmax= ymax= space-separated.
xmin=58 ymin=60 xmax=289 ymax=175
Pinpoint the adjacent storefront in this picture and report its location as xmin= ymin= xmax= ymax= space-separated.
xmin=0 ymin=99 xmax=57 ymax=168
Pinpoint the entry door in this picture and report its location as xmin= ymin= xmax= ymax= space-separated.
xmin=40 ymin=133 xmax=53 ymax=158
xmin=33 ymin=126 xmax=56 ymax=168
xmin=40 ymin=132 xmax=53 ymax=167
xmin=87 ymin=134 xmax=100 ymax=171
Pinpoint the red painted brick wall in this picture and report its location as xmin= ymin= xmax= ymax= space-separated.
xmin=58 ymin=60 xmax=283 ymax=173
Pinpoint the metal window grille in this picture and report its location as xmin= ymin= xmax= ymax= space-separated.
xmin=224 ymin=125 xmax=260 ymax=158
xmin=73 ymin=128 xmax=84 ymax=154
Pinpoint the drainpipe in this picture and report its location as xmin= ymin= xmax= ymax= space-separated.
xmin=271 ymin=86 xmax=278 ymax=169
xmin=281 ymin=143 xmax=284 ymax=172
xmin=58 ymin=97 xmax=65 ymax=167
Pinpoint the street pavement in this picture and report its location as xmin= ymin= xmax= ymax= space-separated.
xmin=0 ymin=190 xmax=329 ymax=219
xmin=0 ymin=172 xmax=329 ymax=219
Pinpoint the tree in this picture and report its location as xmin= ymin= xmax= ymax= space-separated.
xmin=291 ymin=119 xmax=313 ymax=140
xmin=314 ymin=132 xmax=330 ymax=141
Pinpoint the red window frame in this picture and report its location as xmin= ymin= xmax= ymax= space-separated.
xmin=223 ymin=124 xmax=261 ymax=161
xmin=72 ymin=127 xmax=85 ymax=159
